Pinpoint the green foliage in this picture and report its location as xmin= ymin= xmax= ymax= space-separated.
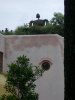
xmin=5 ymin=55 xmax=43 ymax=100
xmin=0 ymin=95 xmax=19 ymax=100
xmin=15 ymin=25 xmax=30 ymax=35
xmin=0 ymin=12 xmax=64 ymax=36
xmin=14 ymin=24 xmax=64 ymax=36
xmin=14 ymin=12 xmax=64 ymax=36
xmin=50 ymin=12 xmax=64 ymax=26
xmin=1 ymin=28 xmax=14 ymax=35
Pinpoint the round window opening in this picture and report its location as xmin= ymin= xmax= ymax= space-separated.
xmin=42 ymin=61 xmax=50 ymax=71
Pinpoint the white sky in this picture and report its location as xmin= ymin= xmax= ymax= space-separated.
xmin=0 ymin=0 xmax=64 ymax=30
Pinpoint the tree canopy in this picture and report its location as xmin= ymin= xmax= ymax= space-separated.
xmin=50 ymin=12 xmax=64 ymax=26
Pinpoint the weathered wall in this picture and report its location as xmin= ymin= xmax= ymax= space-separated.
xmin=0 ymin=34 xmax=6 ymax=72
xmin=0 ymin=34 xmax=64 ymax=100
xmin=0 ymin=34 xmax=5 ymax=53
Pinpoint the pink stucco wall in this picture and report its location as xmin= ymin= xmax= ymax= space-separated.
xmin=0 ymin=34 xmax=64 ymax=100
xmin=4 ymin=34 xmax=64 ymax=62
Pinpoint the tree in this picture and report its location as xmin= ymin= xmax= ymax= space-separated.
xmin=1 ymin=28 xmax=14 ymax=35
xmin=4 ymin=55 xmax=43 ymax=100
xmin=5 ymin=28 xmax=9 ymax=33
xmin=15 ymin=25 xmax=30 ymax=35
xmin=50 ymin=12 xmax=64 ymax=26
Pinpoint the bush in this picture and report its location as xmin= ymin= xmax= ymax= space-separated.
xmin=0 ymin=95 xmax=19 ymax=100
xmin=4 ymin=55 xmax=43 ymax=100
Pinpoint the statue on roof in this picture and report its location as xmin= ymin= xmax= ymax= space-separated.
xmin=29 ymin=13 xmax=49 ymax=27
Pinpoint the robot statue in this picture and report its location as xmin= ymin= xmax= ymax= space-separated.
xmin=29 ymin=13 xmax=49 ymax=27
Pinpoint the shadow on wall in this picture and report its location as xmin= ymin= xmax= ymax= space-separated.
xmin=0 ymin=52 xmax=3 ymax=72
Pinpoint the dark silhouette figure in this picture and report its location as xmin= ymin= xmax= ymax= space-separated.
xmin=29 ymin=13 xmax=49 ymax=27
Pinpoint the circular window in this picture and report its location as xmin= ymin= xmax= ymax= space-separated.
xmin=41 ymin=61 xmax=50 ymax=71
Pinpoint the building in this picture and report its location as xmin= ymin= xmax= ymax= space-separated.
xmin=0 ymin=33 xmax=64 ymax=100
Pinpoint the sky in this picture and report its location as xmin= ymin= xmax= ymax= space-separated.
xmin=0 ymin=0 xmax=64 ymax=30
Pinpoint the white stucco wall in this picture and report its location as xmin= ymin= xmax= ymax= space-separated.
xmin=0 ymin=34 xmax=64 ymax=100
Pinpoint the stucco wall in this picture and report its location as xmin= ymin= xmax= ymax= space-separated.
xmin=0 ymin=34 xmax=5 ymax=52
xmin=4 ymin=34 xmax=64 ymax=68
xmin=0 ymin=34 xmax=64 ymax=100
xmin=0 ymin=34 xmax=6 ymax=72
